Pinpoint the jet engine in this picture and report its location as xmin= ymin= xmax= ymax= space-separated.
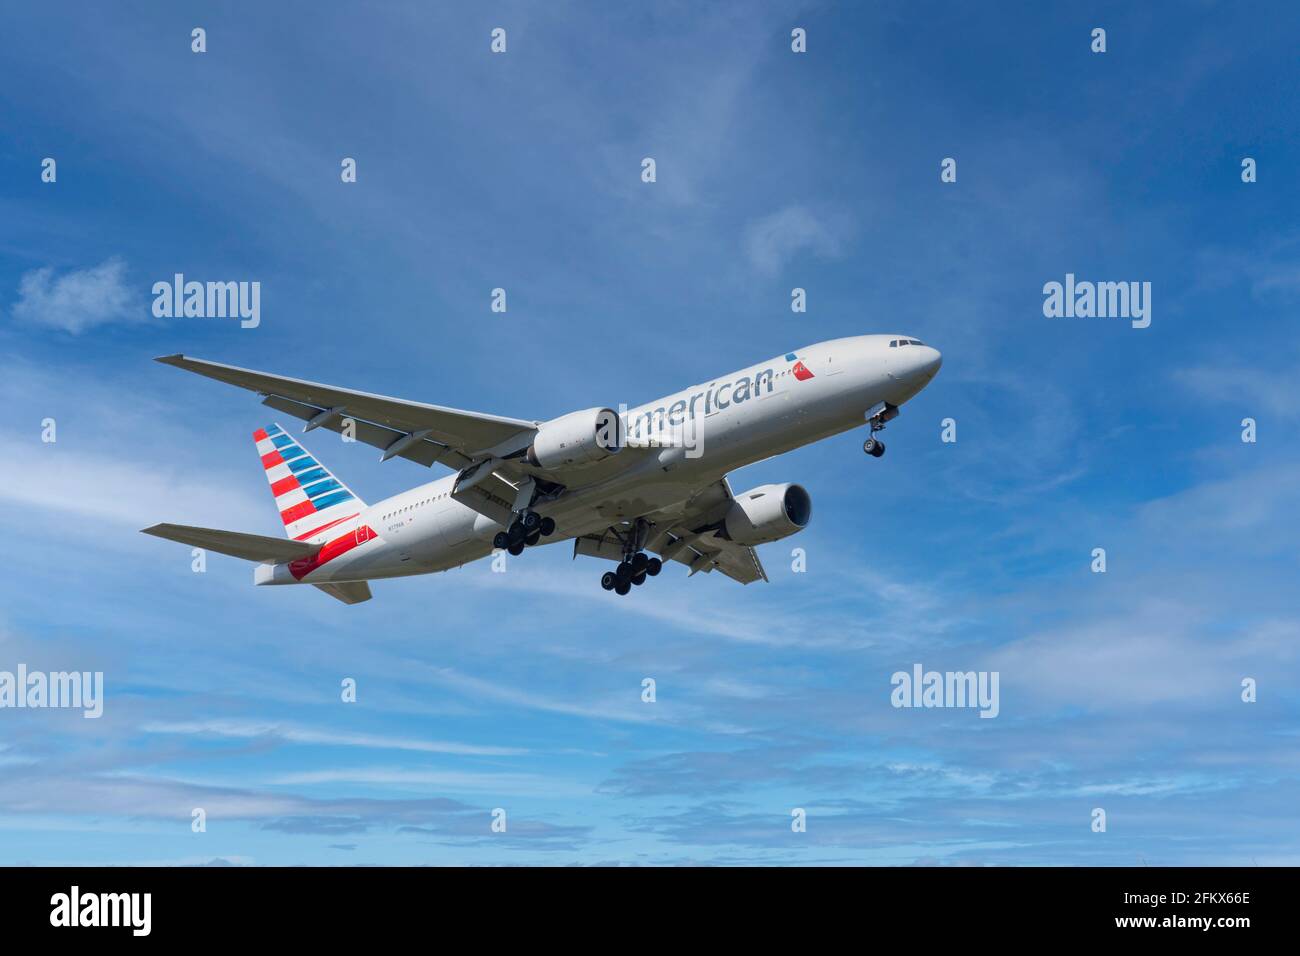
xmin=526 ymin=407 xmax=623 ymax=469
xmin=722 ymin=483 xmax=812 ymax=546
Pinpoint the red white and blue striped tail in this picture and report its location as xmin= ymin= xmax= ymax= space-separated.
xmin=252 ymin=423 xmax=366 ymax=542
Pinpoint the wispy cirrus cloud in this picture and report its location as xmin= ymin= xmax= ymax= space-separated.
xmin=269 ymin=766 xmax=591 ymax=798
xmin=1172 ymin=362 xmax=1300 ymax=421
xmin=142 ymin=719 xmax=529 ymax=757
xmin=0 ymin=766 xmax=590 ymax=848
xmin=0 ymin=429 xmax=265 ymax=531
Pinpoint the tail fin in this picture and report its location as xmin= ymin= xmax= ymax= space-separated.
xmin=253 ymin=423 xmax=366 ymax=540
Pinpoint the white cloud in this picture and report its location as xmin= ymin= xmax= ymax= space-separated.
xmin=11 ymin=257 xmax=138 ymax=333
xmin=742 ymin=204 xmax=849 ymax=275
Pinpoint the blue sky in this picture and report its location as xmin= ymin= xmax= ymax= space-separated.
xmin=1 ymin=1 xmax=1298 ymax=865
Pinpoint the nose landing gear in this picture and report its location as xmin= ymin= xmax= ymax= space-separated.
xmin=493 ymin=510 xmax=557 ymax=556
xmin=862 ymin=402 xmax=898 ymax=458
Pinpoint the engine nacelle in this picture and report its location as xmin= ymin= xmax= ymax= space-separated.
xmin=723 ymin=483 xmax=812 ymax=546
xmin=526 ymin=407 xmax=622 ymax=469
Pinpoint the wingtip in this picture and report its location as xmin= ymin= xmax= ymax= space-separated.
xmin=154 ymin=354 xmax=185 ymax=366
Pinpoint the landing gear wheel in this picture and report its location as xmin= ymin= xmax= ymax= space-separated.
xmin=508 ymin=541 xmax=525 ymax=557
xmin=525 ymin=531 xmax=540 ymax=547
xmin=521 ymin=510 xmax=541 ymax=532
xmin=601 ymin=571 xmax=617 ymax=591
xmin=493 ymin=531 xmax=509 ymax=550
xmin=540 ymin=516 xmax=556 ymax=537
xmin=646 ymin=557 xmax=662 ymax=576
xmin=615 ymin=580 xmax=631 ymax=596
xmin=507 ymin=522 xmax=526 ymax=546
xmin=864 ymin=438 xmax=885 ymax=458
xmin=632 ymin=570 xmax=647 ymax=586
xmin=630 ymin=553 xmax=649 ymax=574
xmin=615 ymin=562 xmax=633 ymax=584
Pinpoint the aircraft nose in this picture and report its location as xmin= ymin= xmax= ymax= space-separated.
xmin=920 ymin=346 xmax=942 ymax=379
xmin=901 ymin=345 xmax=941 ymax=383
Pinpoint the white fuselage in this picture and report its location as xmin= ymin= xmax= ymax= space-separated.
xmin=256 ymin=334 xmax=941 ymax=586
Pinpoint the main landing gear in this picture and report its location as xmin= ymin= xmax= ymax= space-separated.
xmin=597 ymin=517 xmax=661 ymax=596
xmin=493 ymin=510 xmax=557 ymax=556
xmin=600 ymin=551 xmax=663 ymax=596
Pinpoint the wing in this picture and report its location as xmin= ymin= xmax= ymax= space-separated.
xmin=664 ymin=532 xmax=767 ymax=584
xmin=141 ymin=523 xmax=320 ymax=563
xmin=156 ymin=355 xmax=538 ymax=469
xmin=574 ymin=476 xmax=768 ymax=585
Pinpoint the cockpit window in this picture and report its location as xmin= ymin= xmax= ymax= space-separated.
xmin=889 ymin=340 xmax=898 ymax=347
xmin=908 ymin=339 xmax=924 ymax=346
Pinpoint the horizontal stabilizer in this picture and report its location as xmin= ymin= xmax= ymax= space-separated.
xmin=312 ymin=581 xmax=373 ymax=605
xmin=141 ymin=523 xmax=321 ymax=563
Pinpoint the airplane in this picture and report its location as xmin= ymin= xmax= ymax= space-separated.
xmin=142 ymin=335 xmax=941 ymax=604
